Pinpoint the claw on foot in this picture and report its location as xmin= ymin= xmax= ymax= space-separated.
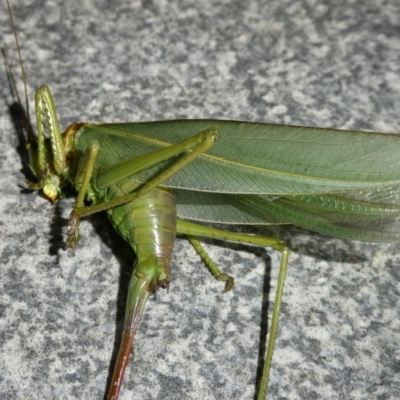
xmin=216 ymin=273 xmax=235 ymax=293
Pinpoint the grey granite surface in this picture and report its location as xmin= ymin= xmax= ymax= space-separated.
xmin=1 ymin=0 xmax=400 ymax=399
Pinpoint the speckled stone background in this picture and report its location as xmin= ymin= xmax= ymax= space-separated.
xmin=1 ymin=1 xmax=400 ymax=399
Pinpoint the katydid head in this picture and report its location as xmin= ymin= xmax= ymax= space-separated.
xmin=6 ymin=0 xmax=72 ymax=202
xmin=26 ymin=85 xmax=77 ymax=202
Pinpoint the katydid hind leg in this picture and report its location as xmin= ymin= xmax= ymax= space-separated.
xmin=177 ymin=218 xmax=290 ymax=399
xmin=96 ymin=127 xmax=219 ymax=190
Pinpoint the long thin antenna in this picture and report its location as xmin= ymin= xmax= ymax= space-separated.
xmin=2 ymin=48 xmax=22 ymax=110
xmin=7 ymin=0 xmax=33 ymax=141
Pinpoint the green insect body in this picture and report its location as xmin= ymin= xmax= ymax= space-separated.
xmin=5 ymin=0 xmax=400 ymax=398
xmin=31 ymin=85 xmax=289 ymax=400
xmin=24 ymin=75 xmax=400 ymax=399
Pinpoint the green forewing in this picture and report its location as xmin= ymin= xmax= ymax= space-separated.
xmin=74 ymin=120 xmax=400 ymax=241
xmin=76 ymin=120 xmax=400 ymax=195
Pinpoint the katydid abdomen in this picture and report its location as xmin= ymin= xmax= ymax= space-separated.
xmin=101 ymin=186 xmax=177 ymax=399
xmin=106 ymin=185 xmax=177 ymax=284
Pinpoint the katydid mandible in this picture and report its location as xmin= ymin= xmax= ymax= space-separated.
xmin=5 ymin=1 xmax=400 ymax=399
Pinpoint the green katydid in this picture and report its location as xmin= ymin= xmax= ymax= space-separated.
xmin=28 ymin=91 xmax=400 ymax=399
xmin=3 ymin=1 xmax=400 ymax=399
xmin=29 ymin=83 xmax=293 ymax=399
